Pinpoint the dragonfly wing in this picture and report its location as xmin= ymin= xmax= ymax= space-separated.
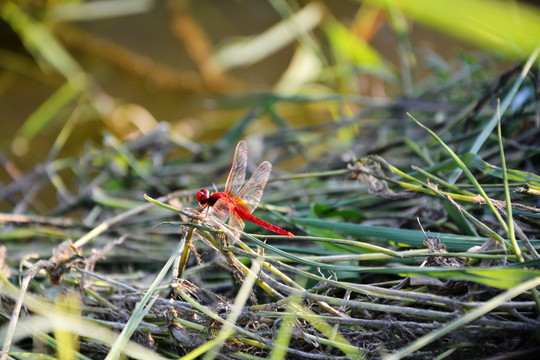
xmin=237 ymin=160 xmax=272 ymax=213
xmin=225 ymin=140 xmax=247 ymax=197
xmin=228 ymin=210 xmax=245 ymax=240
xmin=207 ymin=198 xmax=229 ymax=228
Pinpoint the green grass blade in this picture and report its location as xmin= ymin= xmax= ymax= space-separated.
xmin=496 ymin=100 xmax=522 ymax=261
xmin=399 ymin=268 xmax=540 ymax=289
xmin=367 ymin=0 xmax=540 ymax=58
xmin=290 ymin=218 xmax=498 ymax=251
xmin=11 ymin=81 xmax=83 ymax=145
xmin=269 ymin=289 xmax=301 ymax=360
xmin=461 ymin=153 xmax=540 ymax=187
xmin=2 ymin=2 xmax=83 ymax=80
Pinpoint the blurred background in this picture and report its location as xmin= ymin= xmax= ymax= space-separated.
xmin=1 ymin=0 xmax=539 ymax=191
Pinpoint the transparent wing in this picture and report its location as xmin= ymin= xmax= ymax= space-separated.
xmin=227 ymin=210 xmax=245 ymax=241
xmin=237 ymin=160 xmax=272 ymax=213
xmin=208 ymin=198 xmax=245 ymax=243
xmin=224 ymin=140 xmax=247 ymax=197
xmin=207 ymin=198 xmax=230 ymax=227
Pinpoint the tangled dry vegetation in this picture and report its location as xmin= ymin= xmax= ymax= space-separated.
xmin=2 ymin=57 xmax=540 ymax=360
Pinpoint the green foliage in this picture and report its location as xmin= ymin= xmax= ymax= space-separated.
xmin=366 ymin=0 xmax=540 ymax=58
xmin=325 ymin=20 xmax=395 ymax=79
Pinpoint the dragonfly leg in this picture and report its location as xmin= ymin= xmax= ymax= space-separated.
xmin=185 ymin=204 xmax=210 ymax=220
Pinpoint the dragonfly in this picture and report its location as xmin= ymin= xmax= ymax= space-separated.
xmin=196 ymin=140 xmax=294 ymax=238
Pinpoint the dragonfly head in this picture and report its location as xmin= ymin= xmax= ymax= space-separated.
xmin=196 ymin=188 xmax=211 ymax=204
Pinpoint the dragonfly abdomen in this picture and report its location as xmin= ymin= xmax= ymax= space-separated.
xmin=233 ymin=205 xmax=294 ymax=237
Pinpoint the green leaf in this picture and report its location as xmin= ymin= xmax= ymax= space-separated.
xmin=2 ymin=2 xmax=83 ymax=80
xmin=305 ymin=204 xmax=369 ymax=253
xmin=462 ymin=153 xmax=540 ymax=187
xmin=366 ymin=0 xmax=540 ymax=58
xmin=312 ymin=203 xmax=365 ymax=222
xmin=402 ymin=268 xmax=540 ymax=289
xmin=290 ymin=217 xmax=503 ymax=251
xmin=325 ymin=20 xmax=395 ymax=79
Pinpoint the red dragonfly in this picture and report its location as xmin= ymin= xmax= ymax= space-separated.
xmin=196 ymin=140 xmax=294 ymax=238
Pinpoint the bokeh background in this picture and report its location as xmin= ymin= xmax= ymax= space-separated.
xmin=1 ymin=0 xmax=539 ymax=196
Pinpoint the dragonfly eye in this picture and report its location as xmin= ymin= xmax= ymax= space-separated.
xmin=196 ymin=189 xmax=210 ymax=204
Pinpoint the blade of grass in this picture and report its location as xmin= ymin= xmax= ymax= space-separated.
xmin=214 ymin=1 xmax=323 ymax=70
xmin=248 ymin=250 xmax=530 ymax=310
xmin=290 ymin=218 xmax=497 ymax=251
xmin=410 ymin=165 xmax=475 ymax=197
xmin=387 ymin=4 xmax=413 ymax=96
xmin=461 ymin=154 xmax=540 ymax=186
xmin=496 ymin=99 xmax=522 ymax=261
xmin=269 ymin=286 xmax=301 ymax=360
xmin=290 ymin=303 xmax=364 ymax=359
xmin=231 ymin=244 xmax=540 ymax=289
xmin=10 ymin=81 xmax=83 ymax=154
xmin=174 ymin=227 xmax=195 ymax=279
xmin=54 ymin=293 xmax=80 ymax=360
xmin=368 ymin=0 xmax=540 ymax=58
xmin=2 ymin=1 xmax=83 ymax=80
